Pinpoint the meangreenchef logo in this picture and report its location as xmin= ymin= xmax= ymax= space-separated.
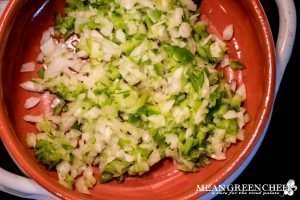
xmin=196 ymin=179 xmax=297 ymax=197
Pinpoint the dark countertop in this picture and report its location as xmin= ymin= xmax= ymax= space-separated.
xmin=1 ymin=0 xmax=299 ymax=199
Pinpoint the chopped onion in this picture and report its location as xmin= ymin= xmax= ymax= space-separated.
xmin=20 ymin=1 xmax=250 ymax=189
xmin=170 ymin=8 xmax=183 ymax=28
xmin=160 ymin=100 xmax=175 ymax=114
xmin=226 ymin=137 xmax=237 ymax=144
xmin=77 ymin=50 xmax=89 ymax=58
xmin=180 ymin=0 xmax=197 ymax=11
xmin=116 ymin=29 xmax=126 ymax=43
xmin=61 ymin=115 xmax=77 ymax=132
xmin=40 ymin=27 xmax=54 ymax=45
xmin=178 ymin=22 xmax=192 ymax=38
xmin=75 ymin=177 xmax=90 ymax=194
xmin=36 ymin=52 xmax=44 ymax=63
xmin=45 ymin=113 xmax=62 ymax=124
xmin=223 ymin=110 xmax=238 ymax=119
xmin=230 ymin=80 xmax=237 ymax=92
xmin=100 ymin=20 xmax=113 ymax=36
xmin=210 ymin=41 xmax=222 ymax=58
xmin=24 ymin=97 xmax=41 ymax=109
xmin=148 ymin=150 xmax=161 ymax=166
xmin=83 ymin=166 xmax=94 ymax=179
xmin=236 ymin=83 xmax=247 ymax=101
xmin=200 ymin=34 xmax=213 ymax=46
xmin=50 ymin=97 xmax=62 ymax=108
xmin=26 ymin=133 xmax=37 ymax=148
xmin=20 ymin=62 xmax=35 ymax=72
xmin=40 ymin=38 xmax=56 ymax=56
xmin=220 ymin=55 xmax=230 ymax=68
xmin=165 ymin=134 xmax=178 ymax=149
xmin=237 ymin=130 xmax=245 ymax=141
xmin=223 ymin=24 xmax=234 ymax=40
xmin=120 ymin=0 xmax=136 ymax=10
xmin=23 ymin=115 xmax=43 ymax=123
xmin=138 ymin=0 xmax=154 ymax=9
xmin=20 ymin=81 xmax=45 ymax=92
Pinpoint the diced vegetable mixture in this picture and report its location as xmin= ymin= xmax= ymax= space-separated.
xmin=21 ymin=0 xmax=249 ymax=194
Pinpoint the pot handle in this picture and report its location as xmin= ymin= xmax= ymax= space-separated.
xmin=0 ymin=168 xmax=57 ymax=199
xmin=274 ymin=0 xmax=296 ymax=94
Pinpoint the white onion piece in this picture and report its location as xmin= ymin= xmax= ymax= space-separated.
xmin=237 ymin=130 xmax=245 ymax=141
xmin=226 ymin=137 xmax=237 ymax=144
xmin=40 ymin=27 xmax=54 ymax=44
xmin=116 ymin=29 xmax=126 ymax=43
xmin=120 ymin=0 xmax=136 ymax=10
xmin=148 ymin=150 xmax=161 ymax=166
xmin=26 ymin=133 xmax=37 ymax=148
xmin=165 ymin=134 xmax=178 ymax=149
xmin=75 ymin=177 xmax=90 ymax=194
xmin=24 ymin=97 xmax=41 ymax=109
xmin=40 ymin=38 xmax=56 ymax=56
xmin=138 ymin=0 xmax=154 ymax=9
xmin=220 ymin=55 xmax=230 ymax=68
xmin=230 ymin=80 xmax=237 ymax=92
xmin=223 ymin=24 xmax=234 ymax=40
xmin=178 ymin=22 xmax=192 ymax=38
xmin=36 ymin=52 xmax=44 ymax=63
xmin=51 ymin=97 xmax=61 ymax=108
xmin=236 ymin=83 xmax=247 ymax=101
xmin=20 ymin=81 xmax=45 ymax=92
xmin=201 ymin=34 xmax=213 ymax=46
xmin=77 ymin=50 xmax=89 ymax=58
xmin=223 ymin=110 xmax=238 ymax=119
xmin=61 ymin=115 xmax=77 ymax=132
xmin=23 ymin=115 xmax=43 ymax=123
xmin=20 ymin=62 xmax=35 ymax=72
xmin=180 ymin=0 xmax=197 ymax=11
xmin=45 ymin=113 xmax=62 ymax=124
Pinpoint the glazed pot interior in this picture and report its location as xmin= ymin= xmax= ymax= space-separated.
xmin=0 ymin=0 xmax=275 ymax=199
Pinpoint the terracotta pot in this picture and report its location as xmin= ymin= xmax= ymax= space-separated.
xmin=0 ymin=0 xmax=296 ymax=199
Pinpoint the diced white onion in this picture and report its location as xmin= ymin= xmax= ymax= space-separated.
xmin=148 ymin=150 xmax=161 ymax=166
xmin=61 ymin=115 xmax=77 ymax=132
xmin=120 ymin=0 xmax=136 ymax=10
xmin=77 ymin=50 xmax=89 ymax=58
xmin=169 ymin=8 xmax=183 ymax=28
xmin=236 ymin=83 xmax=247 ymax=101
xmin=165 ymin=134 xmax=178 ymax=149
xmin=75 ymin=177 xmax=90 ymax=194
xmin=230 ymin=80 xmax=237 ymax=92
xmin=40 ymin=38 xmax=56 ymax=56
xmin=210 ymin=41 xmax=222 ymax=58
xmin=40 ymin=27 xmax=54 ymax=45
xmin=179 ymin=22 xmax=192 ymax=38
xmin=223 ymin=110 xmax=238 ymax=119
xmin=50 ymin=97 xmax=61 ymax=108
xmin=20 ymin=62 xmax=35 ymax=72
xmin=138 ymin=0 xmax=154 ymax=8
xmin=223 ymin=24 xmax=234 ymax=40
xmin=237 ymin=130 xmax=245 ymax=141
xmin=180 ymin=0 xmax=197 ymax=11
xmin=36 ymin=52 xmax=44 ymax=63
xmin=20 ymin=81 xmax=45 ymax=92
xmin=24 ymin=97 xmax=41 ymax=109
xmin=116 ymin=29 xmax=126 ymax=43
xmin=160 ymin=100 xmax=175 ymax=114
xmin=26 ymin=133 xmax=37 ymax=148
xmin=220 ymin=55 xmax=230 ymax=68
xmin=23 ymin=115 xmax=43 ymax=123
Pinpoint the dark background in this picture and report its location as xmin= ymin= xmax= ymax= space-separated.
xmin=0 ymin=0 xmax=299 ymax=199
